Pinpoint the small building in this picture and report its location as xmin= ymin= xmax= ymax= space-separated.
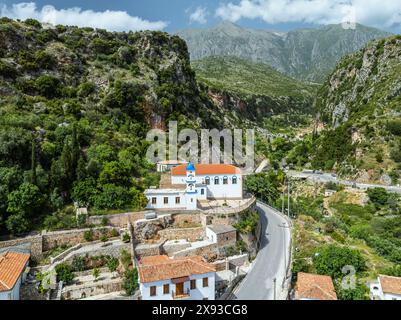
xmin=324 ymin=189 xmax=337 ymax=197
xmin=157 ymin=160 xmax=188 ymax=173
xmin=370 ymin=275 xmax=401 ymax=300
xmin=138 ymin=255 xmax=216 ymax=300
xmin=0 ymin=251 xmax=30 ymax=300
xmin=206 ymin=225 xmax=237 ymax=247
xmin=294 ymin=272 xmax=337 ymax=300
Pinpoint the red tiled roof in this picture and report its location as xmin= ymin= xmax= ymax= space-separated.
xmin=379 ymin=275 xmax=401 ymax=295
xmin=171 ymin=164 xmax=241 ymax=176
xmin=0 ymin=251 xmax=30 ymax=292
xmin=295 ymin=272 xmax=337 ymax=300
xmin=138 ymin=255 xmax=216 ymax=283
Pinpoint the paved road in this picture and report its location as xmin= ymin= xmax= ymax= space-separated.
xmin=234 ymin=201 xmax=291 ymax=300
xmin=287 ymin=171 xmax=401 ymax=194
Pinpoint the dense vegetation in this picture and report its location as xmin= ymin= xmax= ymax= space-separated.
xmin=0 ymin=18 xmax=233 ymax=236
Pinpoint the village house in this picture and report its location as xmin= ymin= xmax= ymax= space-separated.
xmin=206 ymin=225 xmax=237 ymax=247
xmin=0 ymin=251 xmax=30 ymax=300
xmin=370 ymin=275 xmax=401 ymax=300
xmin=145 ymin=163 xmax=243 ymax=211
xmin=138 ymin=255 xmax=216 ymax=300
xmin=294 ymin=272 xmax=337 ymax=300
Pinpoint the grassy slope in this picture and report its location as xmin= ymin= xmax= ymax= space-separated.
xmin=192 ymin=56 xmax=316 ymax=99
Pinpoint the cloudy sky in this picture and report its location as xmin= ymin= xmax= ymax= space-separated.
xmin=0 ymin=0 xmax=400 ymax=33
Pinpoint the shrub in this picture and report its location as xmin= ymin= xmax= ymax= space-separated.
xmin=111 ymin=229 xmax=119 ymax=237
xmin=24 ymin=18 xmax=42 ymax=28
xmin=122 ymin=269 xmax=139 ymax=296
xmin=84 ymin=229 xmax=94 ymax=242
xmin=122 ymin=232 xmax=131 ymax=243
xmin=35 ymin=75 xmax=61 ymax=98
xmin=101 ymin=217 xmax=109 ymax=226
xmin=100 ymin=234 xmax=108 ymax=242
xmin=386 ymin=120 xmax=401 ymax=136
xmin=367 ymin=188 xmax=389 ymax=207
xmin=55 ymin=263 xmax=74 ymax=284
xmin=92 ymin=268 xmax=100 ymax=281
xmin=120 ymin=249 xmax=132 ymax=270
xmin=0 ymin=61 xmax=17 ymax=79
xmin=71 ymin=256 xmax=86 ymax=272
xmin=107 ymin=257 xmax=119 ymax=273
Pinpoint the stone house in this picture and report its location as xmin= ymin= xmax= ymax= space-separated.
xmin=206 ymin=225 xmax=237 ymax=247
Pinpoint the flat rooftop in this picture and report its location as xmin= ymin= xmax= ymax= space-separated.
xmin=207 ymin=224 xmax=236 ymax=234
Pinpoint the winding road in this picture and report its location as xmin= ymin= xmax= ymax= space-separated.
xmin=287 ymin=171 xmax=401 ymax=194
xmin=233 ymin=201 xmax=291 ymax=300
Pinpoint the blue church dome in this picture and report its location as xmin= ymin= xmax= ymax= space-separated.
xmin=186 ymin=162 xmax=196 ymax=171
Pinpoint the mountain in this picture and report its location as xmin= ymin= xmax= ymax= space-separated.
xmin=176 ymin=22 xmax=391 ymax=83
xmin=192 ymin=56 xmax=316 ymax=123
xmin=308 ymin=35 xmax=401 ymax=183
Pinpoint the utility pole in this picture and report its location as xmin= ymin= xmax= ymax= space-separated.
xmin=273 ymin=278 xmax=277 ymax=300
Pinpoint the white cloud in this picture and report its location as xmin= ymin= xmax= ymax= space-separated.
xmin=215 ymin=0 xmax=401 ymax=30
xmin=189 ymin=6 xmax=208 ymax=24
xmin=0 ymin=2 xmax=168 ymax=31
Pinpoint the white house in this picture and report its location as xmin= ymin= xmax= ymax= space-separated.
xmin=370 ymin=275 xmax=401 ymax=300
xmin=145 ymin=163 xmax=243 ymax=210
xmin=0 ymin=251 xmax=30 ymax=300
xmin=138 ymin=255 xmax=216 ymax=300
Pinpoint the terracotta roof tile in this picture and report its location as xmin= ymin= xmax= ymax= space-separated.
xmin=379 ymin=275 xmax=401 ymax=295
xmin=0 ymin=251 xmax=30 ymax=292
xmin=138 ymin=255 xmax=216 ymax=283
xmin=171 ymin=164 xmax=241 ymax=176
xmin=295 ymin=272 xmax=337 ymax=300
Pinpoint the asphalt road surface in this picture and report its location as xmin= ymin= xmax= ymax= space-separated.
xmin=234 ymin=201 xmax=291 ymax=300
xmin=287 ymin=171 xmax=401 ymax=194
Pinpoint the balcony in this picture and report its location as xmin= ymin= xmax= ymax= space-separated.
xmin=172 ymin=289 xmax=190 ymax=300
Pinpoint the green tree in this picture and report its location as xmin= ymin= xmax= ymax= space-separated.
xmin=31 ymin=138 xmax=37 ymax=185
xmin=367 ymin=188 xmax=389 ymax=207
xmin=313 ymin=245 xmax=366 ymax=279
xmin=122 ymin=269 xmax=139 ymax=296
xmin=7 ymin=183 xmax=43 ymax=216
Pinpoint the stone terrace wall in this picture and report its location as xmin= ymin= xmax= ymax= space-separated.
xmin=134 ymin=242 xmax=164 ymax=259
xmin=0 ymin=226 xmax=117 ymax=262
xmin=172 ymin=243 xmax=218 ymax=260
xmin=158 ymin=227 xmax=205 ymax=242
xmin=42 ymin=227 xmax=116 ymax=251
xmin=88 ymin=212 xmax=146 ymax=228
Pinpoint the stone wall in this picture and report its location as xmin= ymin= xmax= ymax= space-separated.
xmin=134 ymin=242 xmax=164 ymax=259
xmin=162 ymin=240 xmax=191 ymax=256
xmin=62 ymin=278 xmax=123 ymax=300
xmin=172 ymin=242 xmax=218 ymax=261
xmin=0 ymin=235 xmax=43 ymax=261
xmin=212 ymin=254 xmax=249 ymax=271
xmin=158 ymin=227 xmax=205 ymax=242
xmin=216 ymin=230 xmax=237 ymax=248
xmin=172 ymin=213 xmax=202 ymax=227
xmin=0 ymin=226 xmax=118 ymax=262
xmin=88 ymin=212 xmax=146 ymax=228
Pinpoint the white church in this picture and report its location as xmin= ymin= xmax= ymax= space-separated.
xmin=145 ymin=163 xmax=243 ymax=210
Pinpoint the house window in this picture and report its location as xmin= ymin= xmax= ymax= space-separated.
xmin=150 ymin=286 xmax=157 ymax=297
xmin=163 ymin=284 xmax=170 ymax=295
xmin=214 ymin=177 xmax=219 ymax=185
xmin=201 ymin=189 xmax=205 ymax=195
xmin=190 ymin=279 xmax=196 ymax=290
xmin=232 ymin=176 xmax=237 ymax=184
xmin=223 ymin=177 xmax=228 ymax=185
xmin=202 ymin=277 xmax=209 ymax=287
xmin=152 ymin=197 xmax=157 ymax=204
xmin=175 ymin=197 xmax=181 ymax=204
xmin=205 ymin=177 xmax=210 ymax=185
xmin=164 ymin=197 xmax=169 ymax=204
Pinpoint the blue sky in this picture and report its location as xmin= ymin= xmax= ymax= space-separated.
xmin=0 ymin=1 xmax=400 ymax=33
